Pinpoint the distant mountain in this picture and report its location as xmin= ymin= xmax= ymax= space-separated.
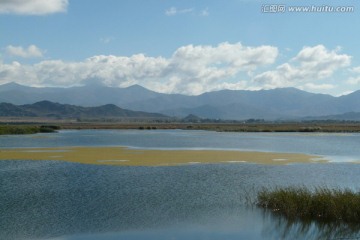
xmin=133 ymin=87 xmax=340 ymax=119
xmin=0 ymin=82 xmax=162 ymax=107
xmin=337 ymin=90 xmax=360 ymax=113
xmin=0 ymin=101 xmax=167 ymax=119
xmin=1 ymin=82 xmax=360 ymax=120
xmin=129 ymin=88 xmax=360 ymax=120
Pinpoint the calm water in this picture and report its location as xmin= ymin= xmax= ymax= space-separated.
xmin=1 ymin=130 xmax=360 ymax=240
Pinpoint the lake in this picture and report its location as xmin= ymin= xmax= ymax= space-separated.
xmin=1 ymin=130 xmax=360 ymax=239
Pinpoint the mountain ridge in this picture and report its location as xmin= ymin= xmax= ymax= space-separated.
xmin=0 ymin=100 xmax=167 ymax=119
xmin=0 ymin=82 xmax=359 ymax=120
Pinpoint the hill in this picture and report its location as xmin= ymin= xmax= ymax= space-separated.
xmin=0 ymin=101 xmax=167 ymax=119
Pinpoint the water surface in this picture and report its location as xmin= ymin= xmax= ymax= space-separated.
xmin=2 ymin=130 xmax=359 ymax=162
xmin=1 ymin=130 xmax=360 ymax=239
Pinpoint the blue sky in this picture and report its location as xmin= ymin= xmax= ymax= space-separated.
xmin=1 ymin=0 xmax=360 ymax=95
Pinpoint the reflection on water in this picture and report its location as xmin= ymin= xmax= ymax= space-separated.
xmin=262 ymin=211 xmax=360 ymax=240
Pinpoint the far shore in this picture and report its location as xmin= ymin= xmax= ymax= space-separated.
xmin=1 ymin=121 xmax=360 ymax=135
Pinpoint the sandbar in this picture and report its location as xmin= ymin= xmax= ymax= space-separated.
xmin=0 ymin=146 xmax=328 ymax=166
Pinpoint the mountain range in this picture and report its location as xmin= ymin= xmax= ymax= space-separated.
xmin=0 ymin=100 xmax=166 ymax=119
xmin=1 ymin=82 xmax=360 ymax=120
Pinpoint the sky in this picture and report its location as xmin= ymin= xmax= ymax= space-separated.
xmin=0 ymin=0 xmax=360 ymax=96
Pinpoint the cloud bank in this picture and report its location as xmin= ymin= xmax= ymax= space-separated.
xmin=0 ymin=0 xmax=68 ymax=15
xmin=0 ymin=42 xmax=277 ymax=95
xmin=0 ymin=43 xmax=354 ymax=95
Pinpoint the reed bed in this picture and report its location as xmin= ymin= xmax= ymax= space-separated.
xmin=0 ymin=125 xmax=59 ymax=135
xmin=257 ymin=187 xmax=360 ymax=224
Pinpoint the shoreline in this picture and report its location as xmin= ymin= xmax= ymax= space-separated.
xmin=2 ymin=122 xmax=360 ymax=135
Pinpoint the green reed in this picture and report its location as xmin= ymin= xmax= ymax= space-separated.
xmin=257 ymin=187 xmax=360 ymax=224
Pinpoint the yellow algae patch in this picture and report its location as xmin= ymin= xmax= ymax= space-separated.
xmin=0 ymin=146 xmax=328 ymax=166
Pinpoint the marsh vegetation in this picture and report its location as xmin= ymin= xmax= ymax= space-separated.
xmin=0 ymin=125 xmax=59 ymax=135
xmin=257 ymin=187 xmax=360 ymax=224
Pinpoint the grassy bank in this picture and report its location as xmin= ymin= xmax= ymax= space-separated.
xmin=1 ymin=118 xmax=360 ymax=132
xmin=257 ymin=187 xmax=360 ymax=224
xmin=52 ymin=122 xmax=360 ymax=133
xmin=0 ymin=125 xmax=60 ymax=135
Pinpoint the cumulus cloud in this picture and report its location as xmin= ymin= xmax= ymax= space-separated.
xmin=0 ymin=0 xmax=68 ymax=15
xmin=166 ymin=42 xmax=278 ymax=93
xmin=0 ymin=42 xmax=278 ymax=95
xmin=2 ymin=43 xmax=354 ymax=95
xmin=6 ymin=45 xmax=44 ymax=58
xmin=253 ymin=45 xmax=351 ymax=89
xmin=0 ymin=61 xmax=31 ymax=82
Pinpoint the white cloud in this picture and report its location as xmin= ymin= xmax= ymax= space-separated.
xmin=165 ymin=7 xmax=194 ymax=16
xmin=166 ymin=42 xmax=278 ymax=94
xmin=6 ymin=45 xmax=45 ymax=58
xmin=2 ymin=43 xmax=355 ymax=95
xmin=0 ymin=42 xmax=278 ymax=95
xmin=32 ymin=54 xmax=169 ymax=87
xmin=253 ymin=45 xmax=351 ymax=89
xmin=0 ymin=0 xmax=68 ymax=15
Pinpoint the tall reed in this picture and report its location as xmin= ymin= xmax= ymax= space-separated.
xmin=257 ymin=187 xmax=360 ymax=224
